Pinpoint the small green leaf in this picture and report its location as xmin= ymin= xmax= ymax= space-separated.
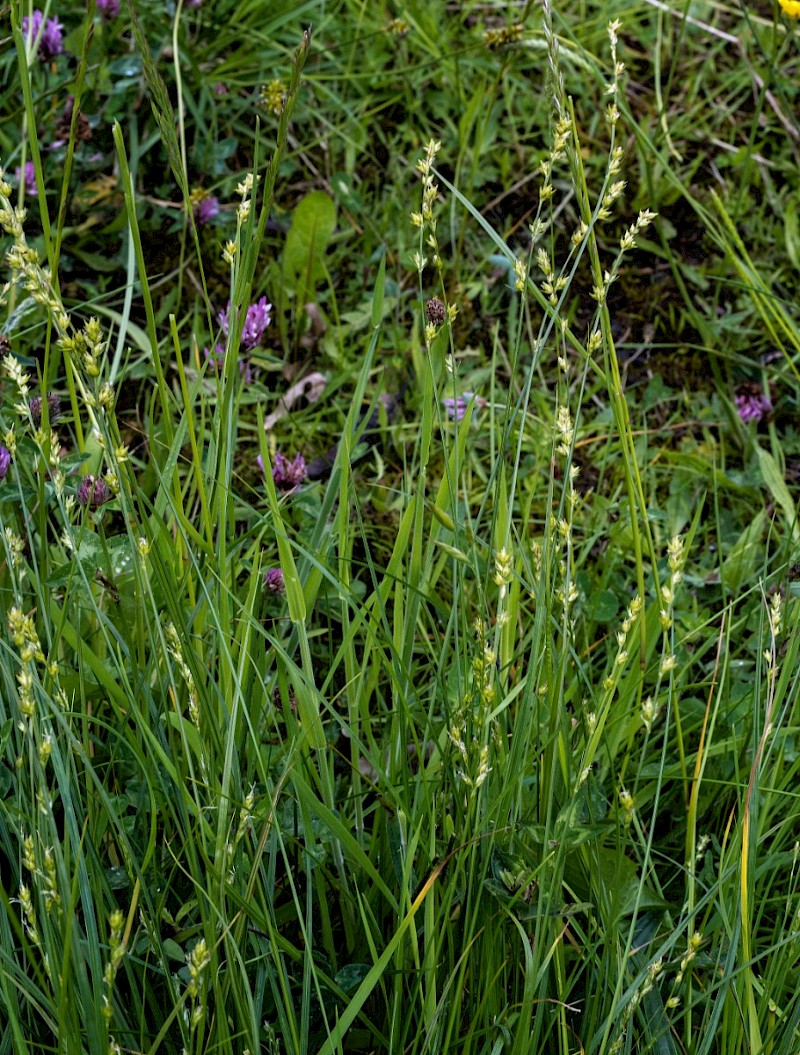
xmin=161 ymin=939 xmax=185 ymax=962
xmin=335 ymin=963 xmax=371 ymax=995
xmin=589 ymin=588 xmax=619 ymax=624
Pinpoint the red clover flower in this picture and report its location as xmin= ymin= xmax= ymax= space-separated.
xmin=28 ymin=393 xmax=61 ymax=426
xmin=50 ymin=97 xmax=92 ymax=151
xmin=22 ymin=10 xmax=65 ymax=59
xmin=735 ymin=383 xmax=772 ymax=424
xmin=263 ymin=568 xmax=285 ymax=594
xmin=443 ymin=392 xmax=485 ymax=422
xmin=257 ymin=451 xmax=307 ymax=491
xmin=203 ymin=344 xmax=226 ymax=371
xmin=77 ymin=474 xmax=111 ymax=510
xmin=425 ymin=298 xmax=447 ymax=327
xmin=217 ymin=296 xmax=272 ymax=350
xmin=96 ymin=0 xmax=120 ymax=18
xmin=190 ymin=188 xmax=220 ymax=226
xmin=15 ymin=163 xmax=37 ymax=198
xmin=202 ymin=344 xmax=254 ymax=382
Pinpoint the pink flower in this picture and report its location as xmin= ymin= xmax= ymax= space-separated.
xmin=193 ymin=194 xmax=220 ymax=225
xmin=442 ymin=392 xmax=486 ymax=422
xmin=96 ymin=0 xmax=120 ymax=19
xmin=263 ymin=568 xmax=285 ymax=594
xmin=15 ymin=162 xmax=37 ymax=197
xmin=77 ymin=475 xmax=111 ymax=510
xmin=203 ymin=343 xmax=254 ymax=382
xmin=203 ymin=344 xmax=226 ymax=370
xmin=22 ymin=10 xmax=64 ymax=59
xmin=257 ymin=451 xmax=307 ymax=491
xmin=735 ymin=383 xmax=772 ymax=424
xmin=217 ymin=296 xmax=272 ymax=350
xmin=28 ymin=393 xmax=61 ymax=424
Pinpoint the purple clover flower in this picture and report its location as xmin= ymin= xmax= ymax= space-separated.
xmin=96 ymin=0 xmax=120 ymax=18
xmin=443 ymin=392 xmax=475 ymax=423
xmin=77 ymin=474 xmax=111 ymax=510
xmin=40 ymin=15 xmax=64 ymax=56
xmin=217 ymin=296 xmax=272 ymax=350
xmin=257 ymin=450 xmax=307 ymax=491
xmin=203 ymin=344 xmax=226 ymax=371
xmin=22 ymin=10 xmax=65 ymax=59
xmin=15 ymin=162 xmax=37 ymax=197
xmin=29 ymin=393 xmax=61 ymax=425
xmin=193 ymin=194 xmax=220 ymax=225
xmin=735 ymin=385 xmax=772 ymax=424
xmin=0 ymin=446 xmax=11 ymax=480
xmin=263 ymin=568 xmax=285 ymax=594
xmin=203 ymin=343 xmax=254 ymax=382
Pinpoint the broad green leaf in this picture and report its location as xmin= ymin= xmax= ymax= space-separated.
xmin=721 ymin=509 xmax=766 ymax=594
xmin=282 ymin=190 xmax=336 ymax=303
xmin=589 ymin=588 xmax=619 ymax=624
xmin=334 ymin=963 xmax=371 ymax=995
xmin=756 ymin=446 xmax=799 ymax=543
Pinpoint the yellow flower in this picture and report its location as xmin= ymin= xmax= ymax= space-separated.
xmin=780 ymin=0 xmax=800 ymax=15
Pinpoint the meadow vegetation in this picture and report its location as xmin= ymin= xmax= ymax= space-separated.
xmin=1 ymin=0 xmax=800 ymax=1052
